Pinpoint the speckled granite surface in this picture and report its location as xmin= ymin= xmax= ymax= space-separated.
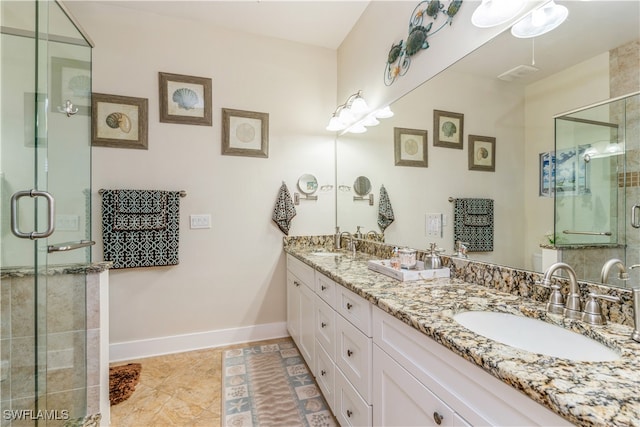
xmin=0 ymin=261 xmax=112 ymax=279
xmin=284 ymin=237 xmax=640 ymax=427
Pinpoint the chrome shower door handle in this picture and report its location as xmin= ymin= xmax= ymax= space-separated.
xmin=11 ymin=190 xmax=56 ymax=239
xmin=632 ymin=205 xmax=640 ymax=228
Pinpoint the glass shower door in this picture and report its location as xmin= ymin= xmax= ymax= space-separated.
xmin=1 ymin=1 xmax=92 ymax=424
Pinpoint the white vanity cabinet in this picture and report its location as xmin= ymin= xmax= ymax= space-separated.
xmin=311 ymin=268 xmax=373 ymax=424
xmin=372 ymin=306 xmax=573 ymax=427
xmin=286 ymin=255 xmax=315 ymax=373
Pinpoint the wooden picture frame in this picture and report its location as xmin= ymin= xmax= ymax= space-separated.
xmin=91 ymin=93 xmax=148 ymax=149
xmin=433 ymin=109 xmax=464 ymax=149
xmin=394 ymin=127 xmax=428 ymax=167
xmin=221 ymin=108 xmax=269 ymax=158
xmin=51 ymin=57 xmax=91 ymax=115
xmin=159 ymin=72 xmax=212 ymax=126
xmin=468 ymin=134 xmax=496 ymax=172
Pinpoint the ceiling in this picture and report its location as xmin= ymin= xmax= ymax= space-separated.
xmin=93 ymin=0 xmax=371 ymax=49
xmin=453 ymin=1 xmax=640 ymax=86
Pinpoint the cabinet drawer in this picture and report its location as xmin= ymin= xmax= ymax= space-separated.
xmin=315 ymin=340 xmax=335 ymax=412
xmin=337 ymin=286 xmax=372 ymax=337
xmin=315 ymin=295 xmax=336 ymax=359
xmin=373 ymin=345 xmax=456 ymax=427
xmin=315 ymin=272 xmax=336 ymax=307
xmin=335 ymin=367 xmax=372 ymax=427
xmin=286 ymin=254 xmax=315 ymax=286
xmin=336 ymin=314 xmax=372 ymax=404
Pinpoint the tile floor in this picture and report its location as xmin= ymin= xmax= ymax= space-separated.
xmin=109 ymin=337 xmax=293 ymax=427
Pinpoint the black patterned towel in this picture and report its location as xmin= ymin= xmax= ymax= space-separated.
xmin=272 ymin=183 xmax=296 ymax=235
xmin=377 ymin=185 xmax=395 ymax=232
xmin=101 ymin=189 xmax=181 ymax=269
xmin=453 ymin=198 xmax=494 ymax=252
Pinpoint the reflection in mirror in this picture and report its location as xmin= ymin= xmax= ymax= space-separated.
xmin=297 ymin=174 xmax=318 ymax=195
xmin=353 ymin=176 xmax=371 ymax=196
xmin=294 ymin=174 xmax=319 ymax=205
xmin=336 ymin=1 xmax=639 ymax=289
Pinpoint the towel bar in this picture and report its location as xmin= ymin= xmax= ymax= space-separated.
xmin=99 ymin=189 xmax=187 ymax=197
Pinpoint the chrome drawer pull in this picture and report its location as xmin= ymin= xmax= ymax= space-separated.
xmin=346 ymin=302 xmax=353 ymax=310
xmin=347 ymin=349 xmax=353 ymax=357
xmin=320 ymin=370 xmax=326 ymax=376
xmin=346 ymin=410 xmax=353 ymax=418
xmin=321 ymin=322 xmax=327 ymax=328
xmin=321 ymin=285 xmax=327 ymax=291
xmin=294 ymin=281 xmax=301 ymax=287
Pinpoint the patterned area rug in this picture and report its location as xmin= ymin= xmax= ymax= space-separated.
xmin=109 ymin=363 xmax=141 ymax=405
xmin=222 ymin=340 xmax=336 ymax=426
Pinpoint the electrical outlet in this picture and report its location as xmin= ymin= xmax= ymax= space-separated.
xmin=190 ymin=214 xmax=211 ymax=229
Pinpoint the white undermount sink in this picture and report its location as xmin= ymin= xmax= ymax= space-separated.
xmin=453 ymin=311 xmax=620 ymax=362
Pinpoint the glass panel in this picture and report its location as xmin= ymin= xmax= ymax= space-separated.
xmin=1 ymin=1 xmax=91 ymax=424
xmin=554 ymin=101 xmax=623 ymax=247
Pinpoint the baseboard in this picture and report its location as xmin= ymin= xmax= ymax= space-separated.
xmin=109 ymin=321 xmax=289 ymax=362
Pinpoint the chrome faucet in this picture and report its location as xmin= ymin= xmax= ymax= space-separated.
xmin=340 ymin=231 xmax=355 ymax=254
xmin=600 ymin=258 xmax=629 ymax=284
xmin=540 ymin=262 xmax=582 ymax=320
xmin=452 ymin=241 xmax=468 ymax=258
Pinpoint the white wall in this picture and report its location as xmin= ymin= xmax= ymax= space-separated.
xmin=66 ymin=2 xmax=337 ymax=357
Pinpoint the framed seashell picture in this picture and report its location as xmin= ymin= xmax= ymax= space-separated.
xmin=468 ymin=134 xmax=496 ymax=172
xmin=51 ymin=57 xmax=91 ymax=116
xmin=91 ymin=93 xmax=148 ymax=149
xmin=159 ymin=72 xmax=212 ymax=126
xmin=433 ymin=109 xmax=464 ymax=149
xmin=394 ymin=127 xmax=428 ymax=167
xmin=221 ymin=108 xmax=269 ymax=158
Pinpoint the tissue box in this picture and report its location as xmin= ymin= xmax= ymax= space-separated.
xmin=367 ymin=260 xmax=450 ymax=282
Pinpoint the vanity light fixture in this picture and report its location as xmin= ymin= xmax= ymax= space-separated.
xmin=471 ymin=0 xmax=527 ymax=28
xmin=511 ymin=0 xmax=568 ymax=38
xmin=326 ymin=90 xmax=393 ymax=134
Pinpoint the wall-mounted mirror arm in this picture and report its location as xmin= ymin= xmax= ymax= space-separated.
xmin=353 ymin=193 xmax=374 ymax=206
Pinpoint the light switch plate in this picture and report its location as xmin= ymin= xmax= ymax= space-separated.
xmin=190 ymin=214 xmax=211 ymax=229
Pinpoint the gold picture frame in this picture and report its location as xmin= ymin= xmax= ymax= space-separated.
xmin=221 ymin=108 xmax=269 ymax=158
xmin=394 ymin=127 xmax=428 ymax=167
xmin=468 ymin=134 xmax=496 ymax=172
xmin=159 ymin=72 xmax=212 ymax=126
xmin=91 ymin=93 xmax=148 ymax=150
xmin=433 ymin=109 xmax=464 ymax=149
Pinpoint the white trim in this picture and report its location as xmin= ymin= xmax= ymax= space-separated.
xmin=109 ymin=322 xmax=289 ymax=362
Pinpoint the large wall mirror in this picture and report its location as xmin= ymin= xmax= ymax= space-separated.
xmin=336 ymin=1 xmax=639 ymax=289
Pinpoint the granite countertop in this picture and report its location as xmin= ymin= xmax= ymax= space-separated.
xmin=285 ymin=246 xmax=640 ymax=427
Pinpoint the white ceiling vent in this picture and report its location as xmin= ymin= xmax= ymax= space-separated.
xmin=497 ymin=64 xmax=539 ymax=82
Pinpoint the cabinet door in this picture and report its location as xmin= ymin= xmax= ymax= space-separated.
xmin=315 ymin=271 xmax=337 ymax=307
xmin=336 ymin=314 xmax=372 ymax=403
xmin=299 ymin=280 xmax=316 ymax=372
xmin=286 ymin=271 xmax=301 ymax=347
xmin=335 ymin=367 xmax=372 ymax=427
xmin=315 ymin=295 xmax=336 ymax=359
xmin=315 ymin=340 xmax=335 ymax=412
xmin=373 ymin=345 xmax=455 ymax=427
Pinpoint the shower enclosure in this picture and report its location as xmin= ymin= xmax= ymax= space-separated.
xmin=554 ymin=92 xmax=640 ymax=287
xmin=1 ymin=1 xmax=94 ymax=425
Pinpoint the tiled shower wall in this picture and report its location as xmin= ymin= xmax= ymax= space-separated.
xmin=0 ymin=270 xmax=103 ymax=427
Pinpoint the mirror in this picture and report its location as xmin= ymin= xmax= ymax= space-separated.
xmin=353 ymin=176 xmax=371 ymax=196
xmin=298 ymin=174 xmax=318 ymax=195
xmin=336 ymin=1 xmax=639 ymax=288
